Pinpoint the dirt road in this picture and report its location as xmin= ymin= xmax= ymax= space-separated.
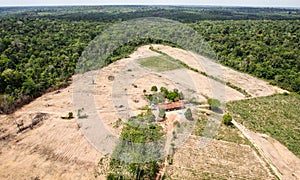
xmin=232 ymin=120 xmax=300 ymax=180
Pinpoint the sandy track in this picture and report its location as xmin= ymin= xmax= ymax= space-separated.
xmin=233 ymin=120 xmax=300 ymax=180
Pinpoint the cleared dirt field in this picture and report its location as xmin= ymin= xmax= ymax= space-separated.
xmin=151 ymin=44 xmax=287 ymax=97
xmin=0 ymin=86 xmax=104 ymax=179
xmin=165 ymin=136 xmax=275 ymax=179
xmin=89 ymin=44 xmax=285 ymax=138
xmin=0 ymin=44 xmax=292 ymax=179
xmin=86 ymin=44 xmax=246 ymax=143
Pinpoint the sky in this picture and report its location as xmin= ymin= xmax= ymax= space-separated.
xmin=1 ymin=0 xmax=300 ymax=8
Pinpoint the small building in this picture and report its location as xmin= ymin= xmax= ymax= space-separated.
xmin=158 ymin=101 xmax=184 ymax=111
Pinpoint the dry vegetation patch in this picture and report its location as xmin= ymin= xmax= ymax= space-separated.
xmin=193 ymin=114 xmax=251 ymax=145
xmin=165 ymin=136 xmax=274 ymax=179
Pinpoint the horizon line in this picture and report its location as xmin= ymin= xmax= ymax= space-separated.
xmin=0 ymin=4 xmax=300 ymax=9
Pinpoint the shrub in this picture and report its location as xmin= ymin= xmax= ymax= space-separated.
xmin=151 ymin=85 xmax=158 ymax=92
xmin=139 ymin=105 xmax=150 ymax=110
xmin=168 ymin=156 xmax=173 ymax=165
xmin=207 ymin=98 xmax=221 ymax=108
xmin=223 ymin=113 xmax=233 ymax=126
xmin=208 ymin=98 xmax=222 ymax=113
xmin=158 ymin=108 xmax=166 ymax=118
xmin=167 ymin=91 xmax=179 ymax=102
xmin=77 ymin=108 xmax=88 ymax=119
xmin=62 ymin=112 xmax=74 ymax=119
xmin=113 ymin=118 xmax=123 ymax=128
xmin=68 ymin=112 xmax=74 ymax=119
xmin=189 ymin=97 xmax=200 ymax=105
xmin=179 ymin=92 xmax=184 ymax=100
xmin=145 ymin=110 xmax=156 ymax=123
xmin=184 ymin=108 xmax=193 ymax=120
xmin=149 ymin=93 xmax=165 ymax=105
xmin=160 ymin=86 xmax=169 ymax=97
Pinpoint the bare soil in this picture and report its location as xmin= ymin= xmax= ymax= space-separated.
xmin=233 ymin=120 xmax=300 ymax=180
xmin=165 ymin=136 xmax=275 ymax=179
xmin=0 ymin=86 xmax=104 ymax=179
xmin=90 ymin=45 xmax=246 ymax=140
xmin=0 ymin=44 xmax=292 ymax=179
xmin=151 ymin=44 xmax=288 ymax=97
xmin=90 ymin=44 xmax=286 ymax=140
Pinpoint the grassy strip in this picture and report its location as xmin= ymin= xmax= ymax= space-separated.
xmin=137 ymin=56 xmax=184 ymax=72
xmin=149 ymin=46 xmax=251 ymax=97
xmin=227 ymin=93 xmax=300 ymax=158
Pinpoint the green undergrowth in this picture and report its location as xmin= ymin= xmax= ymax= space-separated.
xmin=193 ymin=114 xmax=251 ymax=145
xmin=108 ymin=111 xmax=165 ymax=179
xmin=227 ymin=93 xmax=300 ymax=158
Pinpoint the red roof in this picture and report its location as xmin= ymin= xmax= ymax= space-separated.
xmin=158 ymin=101 xmax=184 ymax=110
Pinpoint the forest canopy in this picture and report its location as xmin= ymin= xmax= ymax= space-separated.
xmin=0 ymin=6 xmax=299 ymax=113
xmin=191 ymin=20 xmax=300 ymax=93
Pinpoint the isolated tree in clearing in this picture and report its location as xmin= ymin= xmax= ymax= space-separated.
xmin=208 ymin=98 xmax=222 ymax=112
xmin=158 ymin=108 xmax=166 ymax=119
xmin=223 ymin=113 xmax=233 ymax=126
xmin=151 ymin=85 xmax=158 ymax=92
xmin=208 ymin=98 xmax=221 ymax=108
xmin=184 ymin=108 xmax=193 ymax=120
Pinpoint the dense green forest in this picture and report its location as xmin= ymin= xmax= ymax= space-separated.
xmin=1 ymin=6 xmax=299 ymax=22
xmin=192 ymin=20 xmax=300 ymax=93
xmin=0 ymin=6 xmax=299 ymax=113
xmin=0 ymin=17 xmax=108 ymax=113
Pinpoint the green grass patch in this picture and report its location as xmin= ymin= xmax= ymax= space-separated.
xmin=137 ymin=55 xmax=183 ymax=72
xmin=227 ymin=93 xmax=300 ymax=158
